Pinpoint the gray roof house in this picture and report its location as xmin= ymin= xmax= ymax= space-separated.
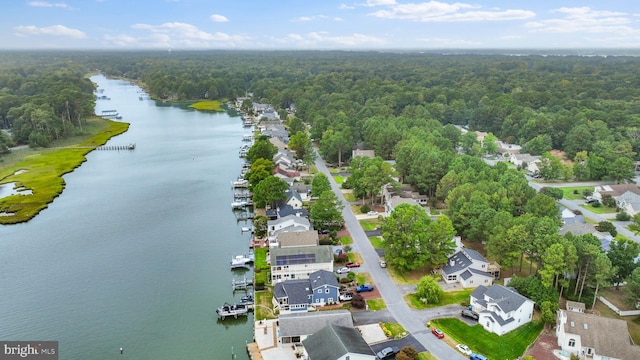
xmin=557 ymin=309 xmax=640 ymax=360
xmin=273 ymin=269 xmax=340 ymax=313
xmin=440 ymin=248 xmax=494 ymax=288
xmin=279 ymin=310 xmax=353 ymax=344
xmin=270 ymin=246 xmax=334 ymax=284
xmin=277 ymin=230 xmax=319 ymax=248
xmin=302 ymin=323 xmax=376 ymax=360
xmin=470 ymin=285 xmax=535 ymax=335
xmin=616 ymin=190 xmax=640 ymax=216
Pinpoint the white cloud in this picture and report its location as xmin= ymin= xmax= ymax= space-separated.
xmin=102 ymin=34 xmax=138 ymax=47
xmin=291 ymin=15 xmax=328 ymax=22
xmin=525 ymin=7 xmax=634 ymax=34
xmin=14 ymin=24 xmax=86 ymax=38
xmin=129 ymin=22 xmax=249 ymax=48
xmin=368 ymin=1 xmax=534 ymax=22
xmin=362 ymin=0 xmax=397 ymax=7
xmin=27 ymin=1 xmax=69 ymax=8
xmin=339 ymin=4 xmax=355 ymax=10
xmin=276 ymin=31 xmax=386 ymax=48
xmin=210 ymin=14 xmax=229 ymax=22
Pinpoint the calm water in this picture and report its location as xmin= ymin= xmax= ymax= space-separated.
xmin=0 ymin=75 xmax=254 ymax=359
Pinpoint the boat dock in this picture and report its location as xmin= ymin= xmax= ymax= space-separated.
xmin=232 ymin=277 xmax=253 ymax=291
xmin=216 ymin=302 xmax=252 ymax=320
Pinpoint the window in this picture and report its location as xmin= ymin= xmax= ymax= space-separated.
xmin=469 ymin=280 xmax=474 ymax=284
xmin=317 ymin=289 xmax=322 ymax=294
xmin=568 ymin=339 xmax=576 ymax=347
xmin=484 ymin=279 xmax=488 ymax=283
xmin=325 ymin=289 xmax=330 ymax=293
xmin=447 ymin=275 xmax=457 ymax=281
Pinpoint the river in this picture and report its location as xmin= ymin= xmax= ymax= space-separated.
xmin=0 ymin=75 xmax=254 ymax=359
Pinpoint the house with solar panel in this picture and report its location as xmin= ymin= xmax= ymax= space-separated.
xmin=270 ymin=245 xmax=334 ymax=284
xmin=273 ymin=270 xmax=340 ymax=312
xmin=440 ymin=247 xmax=496 ymax=288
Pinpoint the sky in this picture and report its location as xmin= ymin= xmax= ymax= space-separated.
xmin=1 ymin=0 xmax=640 ymax=50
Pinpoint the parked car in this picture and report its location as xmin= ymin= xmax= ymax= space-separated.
xmin=375 ymin=346 xmax=399 ymax=360
xmin=456 ymin=344 xmax=472 ymax=356
xmin=339 ymin=293 xmax=353 ymax=301
xmin=335 ymin=267 xmax=349 ymax=274
xmin=431 ymin=327 xmax=444 ymax=339
xmin=356 ymin=284 xmax=374 ymax=292
xmin=379 ymin=259 xmax=387 ymax=268
xmin=339 ymin=285 xmax=348 ymax=293
xmin=345 ymin=262 xmax=360 ymax=268
xmin=367 ymin=211 xmax=378 ymax=216
xmin=461 ymin=309 xmax=479 ymax=320
xmin=470 ymin=353 xmax=488 ymax=360
xmin=240 ymin=295 xmax=253 ymax=304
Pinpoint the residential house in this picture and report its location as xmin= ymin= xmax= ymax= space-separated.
xmin=276 ymin=230 xmax=319 ymax=248
xmin=509 ymin=153 xmax=542 ymax=173
xmin=270 ymin=245 xmax=334 ymax=284
xmin=279 ymin=310 xmax=353 ymax=344
xmin=267 ymin=214 xmax=311 ymax=236
xmin=235 ymin=96 xmax=251 ymax=108
xmin=470 ymin=284 xmax=535 ymax=335
xmin=440 ymin=248 xmax=495 ymax=288
xmin=266 ymin=204 xmax=309 ymax=220
xmin=593 ymin=184 xmax=640 ymax=202
xmin=290 ymin=183 xmax=311 ymax=201
xmin=558 ymin=222 xmax=614 ymax=251
xmin=561 ymin=208 xmax=577 ymax=225
xmin=252 ymin=102 xmax=270 ymax=115
xmin=273 ymin=270 xmax=340 ymax=312
xmin=497 ymin=141 xmax=521 ymax=156
xmin=274 ymin=164 xmax=301 ymax=181
xmin=556 ymin=308 xmax=640 ymax=359
xmin=352 ymin=149 xmax=376 ymax=159
xmin=566 ymin=301 xmax=585 ymax=313
xmin=382 ymin=184 xmax=428 ymax=216
xmin=475 ymin=131 xmax=488 ymax=145
xmin=302 ymin=323 xmax=377 ymax=360
xmin=616 ymin=190 xmax=640 ymax=216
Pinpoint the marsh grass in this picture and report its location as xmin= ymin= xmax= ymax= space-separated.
xmin=0 ymin=118 xmax=129 ymax=224
xmin=189 ymin=100 xmax=224 ymax=111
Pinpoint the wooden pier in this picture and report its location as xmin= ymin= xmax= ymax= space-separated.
xmin=232 ymin=277 xmax=253 ymax=291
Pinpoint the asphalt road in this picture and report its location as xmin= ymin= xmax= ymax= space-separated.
xmin=314 ymin=150 xmax=467 ymax=360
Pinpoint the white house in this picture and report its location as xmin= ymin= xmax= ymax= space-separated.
xmin=509 ymin=153 xmax=541 ymax=173
xmin=270 ymin=245 xmax=334 ymax=284
xmin=616 ymin=190 xmax=640 ymax=216
xmin=470 ymin=284 xmax=534 ymax=335
xmin=267 ymin=214 xmax=311 ymax=236
xmin=279 ymin=310 xmax=353 ymax=345
xmin=556 ymin=308 xmax=640 ymax=360
xmin=440 ymin=248 xmax=495 ymax=288
xmin=593 ymin=184 xmax=640 ymax=202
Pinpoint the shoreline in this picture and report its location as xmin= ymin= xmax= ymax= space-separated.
xmin=0 ymin=118 xmax=130 ymax=225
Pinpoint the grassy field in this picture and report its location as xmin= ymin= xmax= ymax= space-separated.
xmin=255 ymin=289 xmax=277 ymax=320
xmin=188 ymin=100 xmax=224 ymax=111
xmin=381 ymin=322 xmax=407 ymax=338
xmin=333 ymin=175 xmax=344 ymax=184
xmin=406 ymin=288 xmax=473 ymax=309
xmin=369 ymin=236 xmax=384 ymax=249
xmin=581 ymin=203 xmax=617 ymax=214
xmin=0 ymin=118 xmax=129 ymax=224
xmin=594 ymin=288 xmax=640 ymax=344
xmin=343 ymin=192 xmax=356 ymax=202
xmin=561 ymin=186 xmax=593 ymax=200
xmin=339 ymin=236 xmax=353 ymax=245
xmin=359 ymin=219 xmax=380 ymax=231
xmin=431 ymin=318 xmax=543 ymax=360
xmin=367 ymin=298 xmax=387 ymax=311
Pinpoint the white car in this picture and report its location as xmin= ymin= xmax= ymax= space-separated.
xmin=456 ymin=344 xmax=472 ymax=356
xmin=335 ymin=267 xmax=349 ymax=274
xmin=339 ymin=293 xmax=353 ymax=301
xmin=367 ymin=211 xmax=378 ymax=216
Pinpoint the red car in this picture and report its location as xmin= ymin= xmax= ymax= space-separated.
xmin=345 ymin=262 xmax=361 ymax=268
xmin=431 ymin=328 xmax=444 ymax=339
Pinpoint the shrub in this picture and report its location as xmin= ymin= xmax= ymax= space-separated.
xmin=591 ymin=201 xmax=602 ymax=208
xmin=616 ymin=211 xmax=631 ymax=221
xmin=347 ymin=272 xmax=356 ymax=282
xmin=540 ymin=186 xmax=563 ymax=200
xmin=351 ymin=293 xmax=366 ymax=309
xmin=573 ymin=189 xmax=579 ymax=195
xmin=398 ymin=346 xmax=418 ymax=359
xmin=582 ymin=189 xmax=593 ymax=197
xmin=360 ymin=204 xmax=371 ymax=213
xmin=602 ymin=194 xmax=616 ymax=208
xmin=319 ymin=238 xmax=333 ymax=245
xmin=597 ymin=221 xmax=617 ymax=237
xmin=573 ymin=209 xmax=582 ymax=215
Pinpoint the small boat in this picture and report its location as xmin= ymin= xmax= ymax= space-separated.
xmin=231 ymin=201 xmax=248 ymax=209
xmin=241 ymin=227 xmax=252 ymax=233
xmin=115 ymin=115 xmax=123 ymax=119
xmin=216 ymin=302 xmax=249 ymax=319
xmin=232 ymin=178 xmax=249 ymax=188
xmin=230 ymin=252 xmax=254 ymax=269
xmin=242 ymin=134 xmax=253 ymax=142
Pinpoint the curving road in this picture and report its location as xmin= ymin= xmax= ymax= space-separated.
xmin=314 ymin=151 xmax=467 ymax=360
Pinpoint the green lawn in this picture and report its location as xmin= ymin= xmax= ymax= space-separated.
xmin=339 ymin=236 xmax=353 ymax=245
xmin=254 ymin=247 xmax=269 ymax=270
xmin=343 ymin=192 xmax=356 ymax=202
xmin=367 ymin=298 xmax=387 ymax=311
xmin=406 ymin=288 xmax=473 ymax=309
xmin=359 ymin=219 xmax=380 ymax=231
xmin=431 ymin=318 xmax=543 ymax=360
xmin=561 ymin=186 xmax=593 ymax=200
xmin=581 ymin=203 xmax=617 ymax=214
xmin=381 ymin=322 xmax=407 ymax=338
xmin=369 ymin=236 xmax=384 ymax=249
xmin=333 ymin=175 xmax=344 ymax=184
xmin=188 ymin=100 xmax=224 ymax=111
xmin=255 ymin=289 xmax=277 ymax=320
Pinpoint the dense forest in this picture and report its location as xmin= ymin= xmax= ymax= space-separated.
xmin=3 ymin=50 xmax=640 ymax=314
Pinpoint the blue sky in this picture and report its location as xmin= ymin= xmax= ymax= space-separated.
xmin=1 ymin=0 xmax=640 ymax=50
